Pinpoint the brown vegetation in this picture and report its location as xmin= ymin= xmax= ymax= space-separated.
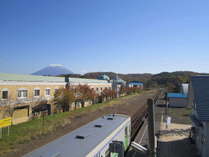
xmin=54 ymin=88 xmax=75 ymax=112
xmin=53 ymin=84 xmax=143 ymax=113
xmin=62 ymin=71 xmax=204 ymax=92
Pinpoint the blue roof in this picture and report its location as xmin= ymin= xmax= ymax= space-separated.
xmin=167 ymin=93 xmax=187 ymax=98
xmin=128 ymin=81 xmax=143 ymax=85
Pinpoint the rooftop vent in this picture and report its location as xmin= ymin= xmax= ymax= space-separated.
xmin=75 ymin=135 xmax=85 ymax=139
xmin=107 ymin=117 xmax=114 ymax=120
xmin=94 ymin=124 xmax=102 ymax=128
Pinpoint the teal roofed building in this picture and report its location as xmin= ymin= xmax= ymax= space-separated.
xmin=110 ymin=75 xmax=126 ymax=97
xmin=115 ymin=78 xmax=126 ymax=85
xmin=111 ymin=75 xmax=126 ymax=86
xmin=98 ymin=74 xmax=110 ymax=81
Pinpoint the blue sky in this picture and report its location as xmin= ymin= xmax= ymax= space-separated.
xmin=0 ymin=0 xmax=209 ymax=74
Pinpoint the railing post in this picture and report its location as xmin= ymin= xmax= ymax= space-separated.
xmin=147 ymin=98 xmax=156 ymax=157
xmin=0 ymin=128 xmax=2 ymax=139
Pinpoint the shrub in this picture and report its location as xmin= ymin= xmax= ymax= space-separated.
xmin=54 ymin=88 xmax=75 ymax=112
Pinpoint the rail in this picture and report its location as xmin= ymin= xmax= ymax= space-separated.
xmin=130 ymin=89 xmax=162 ymax=142
xmin=131 ymin=107 xmax=147 ymax=141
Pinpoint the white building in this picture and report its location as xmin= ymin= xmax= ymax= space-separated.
xmin=181 ymin=83 xmax=189 ymax=96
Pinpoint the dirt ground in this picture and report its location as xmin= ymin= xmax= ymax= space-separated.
xmin=158 ymin=122 xmax=197 ymax=157
xmin=4 ymin=90 xmax=156 ymax=157
xmin=156 ymin=106 xmax=198 ymax=157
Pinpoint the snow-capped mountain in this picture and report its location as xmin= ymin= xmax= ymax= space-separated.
xmin=32 ymin=64 xmax=73 ymax=76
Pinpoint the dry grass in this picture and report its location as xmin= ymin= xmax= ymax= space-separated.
xmin=167 ymin=107 xmax=192 ymax=124
xmin=0 ymin=93 xmax=141 ymax=156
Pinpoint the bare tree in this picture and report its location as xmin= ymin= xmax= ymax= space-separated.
xmin=74 ymin=85 xmax=97 ymax=107
xmin=54 ymin=88 xmax=75 ymax=112
xmin=0 ymin=95 xmax=15 ymax=118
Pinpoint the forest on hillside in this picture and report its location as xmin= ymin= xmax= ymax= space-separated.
xmin=62 ymin=71 xmax=208 ymax=92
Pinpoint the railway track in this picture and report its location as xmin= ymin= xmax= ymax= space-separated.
xmin=130 ymin=89 xmax=163 ymax=141
xmin=131 ymin=106 xmax=147 ymax=141
xmin=126 ymin=89 xmax=163 ymax=157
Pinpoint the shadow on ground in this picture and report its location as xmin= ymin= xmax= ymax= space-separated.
xmin=158 ymin=138 xmax=198 ymax=157
xmin=160 ymin=128 xmax=190 ymax=137
xmin=126 ymin=148 xmax=148 ymax=157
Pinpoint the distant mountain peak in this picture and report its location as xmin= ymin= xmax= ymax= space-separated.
xmin=32 ymin=64 xmax=73 ymax=76
xmin=49 ymin=64 xmax=64 ymax=67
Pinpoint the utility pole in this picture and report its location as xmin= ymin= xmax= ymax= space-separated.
xmin=0 ymin=128 xmax=2 ymax=139
xmin=165 ymin=92 xmax=169 ymax=128
xmin=147 ymin=99 xmax=156 ymax=157
xmin=116 ymin=73 xmax=119 ymax=98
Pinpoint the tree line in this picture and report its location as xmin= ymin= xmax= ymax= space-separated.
xmin=54 ymin=85 xmax=142 ymax=112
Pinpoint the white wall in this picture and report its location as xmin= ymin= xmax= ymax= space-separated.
xmin=181 ymin=83 xmax=189 ymax=96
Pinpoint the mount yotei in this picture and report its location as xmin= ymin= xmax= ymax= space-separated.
xmin=32 ymin=64 xmax=73 ymax=76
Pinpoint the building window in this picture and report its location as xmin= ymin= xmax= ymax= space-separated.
xmin=34 ymin=89 xmax=40 ymax=97
xmin=18 ymin=90 xmax=28 ymax=98
xmin=2 ymin=90 xmax=8 ymax=99
xmin=45 ymin=89 xmax=51 ymax=96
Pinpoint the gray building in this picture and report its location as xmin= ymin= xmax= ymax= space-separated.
xmin=111 ymin=75 xmax=126 ymax=97
xmin=167 ymin=93 xmax=188 ymax=108
xmin=189 ymin=76 xmax=209 ymax=157
xmin=98 ymin=74 xmax=126 ymax=97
